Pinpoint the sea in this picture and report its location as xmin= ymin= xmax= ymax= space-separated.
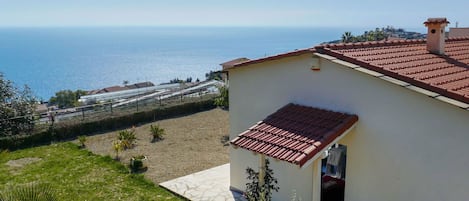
xmin=0 ymin=26 xmax=358 ymax=100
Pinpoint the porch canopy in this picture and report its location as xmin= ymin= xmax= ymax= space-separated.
xmin=231 ymin=103 xmax=358 ymax=167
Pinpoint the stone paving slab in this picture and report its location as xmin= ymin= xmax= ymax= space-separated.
xmin=160 ymin=164 xmax=246 ymax=201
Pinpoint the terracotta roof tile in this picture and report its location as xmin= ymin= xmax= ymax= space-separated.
xmin=424 ymin=18 xmax=450 ymax=25
xmin=224 ymin=31 xmax=469 ymax=106
xmin=230 ymin=104 xmax=358 ymax=167
xmin=316 ymin=37 xmax=469 ymax=104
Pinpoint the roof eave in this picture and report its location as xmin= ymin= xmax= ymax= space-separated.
xmin=314 ymin=49 xmax=469 ymax=108
xmin=225 ymin=48 xmax=315 ymax=71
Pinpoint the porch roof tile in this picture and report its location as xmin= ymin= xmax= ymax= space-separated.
xmin=230 ymin=103 xmax=358 ymax=167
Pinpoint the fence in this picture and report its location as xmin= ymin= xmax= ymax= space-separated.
xmin=0 ymin=96 xmax=218 ymax=150
xmin=47 ymin=92 xmax=218 ymax=124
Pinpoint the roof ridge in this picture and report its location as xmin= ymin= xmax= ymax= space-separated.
xmin=315 ymin=39 xmax=426 ymax=50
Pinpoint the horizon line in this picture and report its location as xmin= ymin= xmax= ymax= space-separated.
xmin=0 ymin=25 xmax=427 ymax=34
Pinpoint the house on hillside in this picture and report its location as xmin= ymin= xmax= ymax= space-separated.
xmin=87 ymin=81 xmax=156 ymax=95
xmin=224 ymin=18 xmax=469 ymax=201
xmin=449 ymin=27 xmax=469 ymax=38
xmin=125 ymin=81 xmax=155 ymax=89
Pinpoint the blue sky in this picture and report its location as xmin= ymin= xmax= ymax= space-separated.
xmin=0 ymin=0 xmax=468 ymax=30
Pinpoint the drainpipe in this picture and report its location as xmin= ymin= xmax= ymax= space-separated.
xmin=259 ymin=154 xmax=266 ymax=199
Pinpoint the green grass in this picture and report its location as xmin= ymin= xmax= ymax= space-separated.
xmin=0 ymin=142 xmax=181 ymax=201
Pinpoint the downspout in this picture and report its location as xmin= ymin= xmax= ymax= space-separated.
xmin=259 ymin=154 xmax=266 ymax=199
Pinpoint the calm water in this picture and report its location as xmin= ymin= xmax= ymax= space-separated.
xmin=0 ymin=26 xmax=351 ymax=99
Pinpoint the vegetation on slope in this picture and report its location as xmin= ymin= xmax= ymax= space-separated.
xmin=0 ymin=73 xmax=37 ymax=138
xmin=0 ymin=142 xmax=180 ymax=201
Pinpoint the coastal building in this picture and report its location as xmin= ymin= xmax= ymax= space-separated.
xmin=125 ymin=81 xmax=155 ymax=89
xmin=225 ymin=18 xmax=469 ymax=201
xmin=87 ymin=81 xmax=155 ymax=95
xmin=449 ymin=27 xmax=469 ymax=38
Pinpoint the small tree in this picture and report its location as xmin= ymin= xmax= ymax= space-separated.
xmin=214 ymin=86 xmax=228 ymax=109
xmin=245 ymin=159 xmax=279 ymax=201
xmin=49 ymin=89 xmax=86 ymax=109
xmin=205 ymin=71 xmax=222 ymax=81
xmin=112 ymin=140 xmax=124 ymax=160
xmin=0 ymin=73 xmax=37 ymax=138
xmin=149 ymin=124 xmax=165 ymax=142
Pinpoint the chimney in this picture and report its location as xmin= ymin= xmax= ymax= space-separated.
xmin=424 ymin=18 xmax=450 ymax=55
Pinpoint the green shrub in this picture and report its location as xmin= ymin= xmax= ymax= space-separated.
xmin=149 ymin=124 xmax=165 ymax=142
xmin=77 ymin=135 xmax=87 ymax=148
xmin=214 ymin=86 xmax=228 ymax=109
xmin=0 ymin=149 xmax=8 ymax=158
xmin=0 ymin=183 xmax=57 ymax=201
xmin=117 ymin=128 xmax=136 ymax=149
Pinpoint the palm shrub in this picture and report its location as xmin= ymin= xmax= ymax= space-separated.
xmin=77 ymin=135 xmax=86 ymax=148
xmin=149 ymin=124 xmax=165 ymax=142
xmin=0 ymin=183 xmax=57 ymax=201
xmin=245 ymin=159 xmax=279 ymax=201
xmin=117 ymin=128 xmax=136 ymax=149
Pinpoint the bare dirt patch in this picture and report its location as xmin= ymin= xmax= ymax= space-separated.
xmin=6 ymin=157 xmax=43 ymax=175
xmin=84 ymin=108 xmax=229 ymax=184
xmin=6 ymin=157 xmax=43 ymax=168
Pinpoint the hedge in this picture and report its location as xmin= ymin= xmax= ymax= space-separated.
xmin=0 ymin=99 xmax=216 ymax=150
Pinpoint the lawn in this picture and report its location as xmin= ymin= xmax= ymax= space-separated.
xmin=0 ymin=142 xmax=181 ymax=201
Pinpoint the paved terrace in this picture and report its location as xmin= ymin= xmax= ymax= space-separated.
xmin=160 ymin=164 xmax=246 ymax=201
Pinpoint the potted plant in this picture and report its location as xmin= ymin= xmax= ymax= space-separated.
xmin=129 ymin=155 xmax=147 ymax=173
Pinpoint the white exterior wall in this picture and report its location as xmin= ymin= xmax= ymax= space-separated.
xmin=267 ymin=156 xmax=314 ymax=201
xmin=228 ymin=53 xmax=469 ymax=201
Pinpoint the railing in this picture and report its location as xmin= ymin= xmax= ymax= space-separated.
xmin=1 ymin=93 xmax=218 ymax=134
xmin=42 ymin=93 xmax=218 ymax=125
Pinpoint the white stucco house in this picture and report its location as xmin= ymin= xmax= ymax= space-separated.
xmin=223 ymin=18 xmax=469 ymax=201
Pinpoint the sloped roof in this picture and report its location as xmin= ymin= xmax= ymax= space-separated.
xmin=103 ymin=86 xmax=127 ymax=93
xmin=449 ymin=28 xmax=469 ymax=38
xmin=126 ymin=81 xmax=155 ymax=89
xmin=231 ymin=104 xmax=358 ymax=167
xmin=315 ymin=37 xmax=469 ymax=104
xmin=224 ymin=37 xmax=469 ymax=106
xmin=223 ymin=49 xmax=313 ymax=70
xmin=220 ymin=58 xmax=250 ymax=70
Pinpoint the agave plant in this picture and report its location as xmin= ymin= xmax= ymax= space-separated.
xmin=117 ymin=128 xmax=136 ymax=149
xmin=0 ymin=183 xmax=57 ymax=201
xmin=149 ymin=124 xmax=165 ymax=142
xmin=77 ymin=135 xmax=87 ymax=148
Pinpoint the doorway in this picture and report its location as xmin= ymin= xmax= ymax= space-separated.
xmin=321 ymin=144 xmax=347 ymax=201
